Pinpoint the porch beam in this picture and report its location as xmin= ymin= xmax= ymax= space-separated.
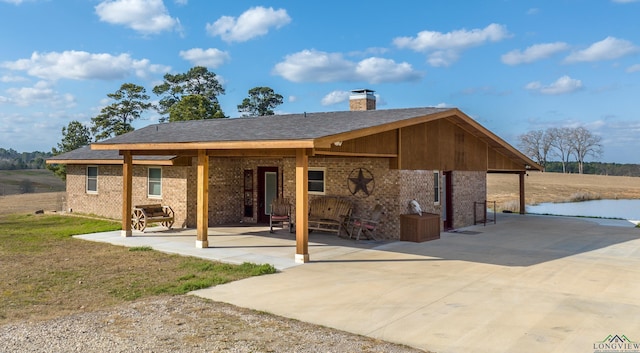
xmin=295 ymin=148 xmax=310 ymax=263
xmin=196 ymin=150 xmax=209 ymax=248
xmin=519 ymin=171 xmax=525 ymax=215
xmin=313 ymin=151 xmax=397 ymax=158
xmin=121 ymin=151 xmax=133 ymax=237
xmin=208 ymin=149 xmax=298 ymax=157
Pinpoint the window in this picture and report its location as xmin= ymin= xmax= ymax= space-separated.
xmin=148 ymin=167 xmax=162 ymax=198
xmin=433 ymin=171 xmax=440 ymax=204
xmin=308 ymin=168 xmax=325 ymax=195
xmin=86 ymin=166 xmax=98 ymax=193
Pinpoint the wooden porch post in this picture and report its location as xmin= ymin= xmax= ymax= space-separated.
xmin=519 ymin=171 xmax=526 ymax=215
xmin=295 ymin=148 xmax=309 ymax=263
xmin=196 ymin=149 xmax=209 ymax=248
xmin=121 ymin=151 xmax=132 ymax=237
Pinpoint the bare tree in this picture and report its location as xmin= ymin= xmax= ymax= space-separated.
xmin=548 ymin=127 xmax=573 ymax=173
xmin=570 ymin=126 xmax=603 ymax=174
xmin=518 ymin=129 xmax=552 ymax=171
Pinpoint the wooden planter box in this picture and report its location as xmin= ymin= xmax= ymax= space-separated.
xmin=400 ymin=213 xmax=440 ymax=242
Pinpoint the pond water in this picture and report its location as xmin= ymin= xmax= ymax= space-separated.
xmin=526 ymin=199 xmax=640 ymax=220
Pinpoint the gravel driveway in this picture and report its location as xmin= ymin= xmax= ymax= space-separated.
xmin=0 ymin=295 xmax=427 ymax=353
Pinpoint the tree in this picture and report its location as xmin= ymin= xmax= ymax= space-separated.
xmin=570 ymin=126 xmax=603 ymax=174
xmin=153 ymin=66 xmax=226 ymax=122
xmin=47 ymin=120 xmax=92 ymax=180
xmin=91 ymin=83 xmax=152 ymax=141
xmin=518 ymin=129 xmax=552 ymax=171
xmin=237 ymin=86 xmax=284 ymax=117
xmin=548 ymin=127 xmax=573 ymax=173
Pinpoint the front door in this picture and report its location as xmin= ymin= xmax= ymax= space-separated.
xmin=257 ymin=167 xmax=278 ymax=223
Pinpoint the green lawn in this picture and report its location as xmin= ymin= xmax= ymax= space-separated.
xmin=0 ymin=214 xmax=276 ymax=324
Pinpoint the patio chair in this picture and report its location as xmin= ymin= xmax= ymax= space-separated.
xmin=269 ymin=198 xmax=292 ymax=233
xmin=349 ymin=204 xmax=384 ymax=241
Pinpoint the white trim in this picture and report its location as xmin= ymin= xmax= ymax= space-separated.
xmin=86 ymin=165 xmax=98 ymax=194
xmin=195 ymin=240 xmax=208 ymax=248
xmin=308 ymin=167 xmax=326 ymax=195
xmin=147 ymin=166 xmax=162 ymax=198
xmin=295 ymin=253 xmax=309 ymax=263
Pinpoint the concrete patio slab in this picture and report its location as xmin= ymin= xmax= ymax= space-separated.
xmin=76 ymin=214 xmax=640 ymax=352
xmin=74 ymin=225 xmax=382 ymax=270
xmin=187 ymin=214 xmax=640 ymax=353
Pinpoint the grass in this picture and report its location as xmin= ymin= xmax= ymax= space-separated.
xmin=0 ymin=213 xmax=276 ymax=324
xmin=568 ymin=191 xmax=601 ymax=202
xmin=488 ymin=171 xmax=640 ymax=211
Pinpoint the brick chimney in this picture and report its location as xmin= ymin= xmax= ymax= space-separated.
xmin=349 ymin=89 xmax=376 ymax=111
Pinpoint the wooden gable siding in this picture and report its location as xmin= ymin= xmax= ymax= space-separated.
xmin=487 ymin=148 xmax=525 ymax=171
xmin=315 ymin=130 xmax=398 ymax=155
xmin=399 ymin=119 xmax=488 ymax=171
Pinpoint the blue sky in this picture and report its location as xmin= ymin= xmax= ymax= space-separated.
xmin=1 ymin=0 xmax=639 ymax=163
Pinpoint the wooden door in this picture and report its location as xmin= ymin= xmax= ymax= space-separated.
xmin=443 ymin=171 xmax=453 ymax=230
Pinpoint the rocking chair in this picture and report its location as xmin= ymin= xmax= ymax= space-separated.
xmin=269 ymin=198 xmax=292 ymax=233
xmin=349 ymin=204 xmax=384 ymax=241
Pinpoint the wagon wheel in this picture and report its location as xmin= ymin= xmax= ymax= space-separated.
xmin=131 ymin=209 xmax=147 ymax=231
xmin=161 ymin=207 xmax=175 ymax=229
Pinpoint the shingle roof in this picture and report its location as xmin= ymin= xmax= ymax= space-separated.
xmin=93 ymin=107 xmax=451 ymax=145
xmin=47 ymin=145 xmax=176 ymax=162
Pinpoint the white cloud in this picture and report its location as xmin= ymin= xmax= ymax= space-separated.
xmin=0 ymin=75 xmax=27 ymax=83
xmin=627 ymin=64 xmax=640 ymax=72
xmin=4 ymin=81 xmax=76 ymax=108
xmin=527 ymin=8 xmax=540 ymax=15
xmin=179 ymin=48 xmax=230 ymax=68
xmin=95 ymin=0 xmax=180 ymax=34
xmin=502 ymin=42 xmax=569 ymax=65
xmin=2 ymin=50 xmax=170 ymax=81
xmin=288 ymin=95 xmax=297 ymax=103
xmin=355 ymin=58 xmax=422 ymax=84
xmin=564 ymin=36 xmax=638 ymax=63
xmin=206 ymin=6 xmax=291 ymax=43
xmin=272 ymin=49 xmax=423 ymax=84
xmin=321 ymin=90 xmax=350 ymax=106
xmin=525 ymin=75 xmax=583 ymax=95
xmin=393 ymin=23 xmax=511 ymax=67
xmin=611 ymin=0 xmax=639 ymax=3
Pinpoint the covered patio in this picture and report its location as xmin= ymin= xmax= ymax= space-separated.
xmin=74 ymin=224 xmax=386 ymax=271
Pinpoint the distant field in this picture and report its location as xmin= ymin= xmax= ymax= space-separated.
xmin=0 ymin=169 xmax=65 ymax=196
xmin=0 ymin=192 xmax=66 ymax=215
xmin=488 ymin=171 xmax=640 ymax=211
xmin=0 ymin=169 xmax=66 ymax=215
xmin=2 ymin=169 xmax=640 ymax=216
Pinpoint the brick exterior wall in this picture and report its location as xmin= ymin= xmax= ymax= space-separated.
xmin=451 ymin=170 xmax=487 ymax=229
xmin=65 ymin=159 xmax=486 ymax=238
xmin=66 ymin=164 xmax=190 ymax=227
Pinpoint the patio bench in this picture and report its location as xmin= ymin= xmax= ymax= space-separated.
xmin=308 ymin=196 xmax=353 ymax=236
xmin=131 ymin=204 xmax=174 ymax=232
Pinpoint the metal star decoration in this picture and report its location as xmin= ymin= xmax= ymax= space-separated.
xmin=348 ymin=168 xmax=374 ymax=196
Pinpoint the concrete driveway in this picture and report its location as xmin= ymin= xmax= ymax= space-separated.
xmin=191 ymin=214 xmax=640 ymax=353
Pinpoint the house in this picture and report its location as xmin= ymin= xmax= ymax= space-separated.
xmin=47 ymin=89 xmax=541 ymax=263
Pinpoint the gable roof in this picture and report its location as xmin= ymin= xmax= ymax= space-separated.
xmin=51 ymin=107 xmax=540 ymax=171
xmin=91 ymin=107 xmax=452 ymax=150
